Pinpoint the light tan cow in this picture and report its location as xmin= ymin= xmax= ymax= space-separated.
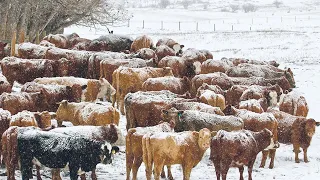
xmin=112 ymin=67 xmax=174 ymax=114
xmin=279 ymin=90 xmax=309 ymax=117
xmin=126 ymin=121 xmax=175 ymax=180
xmin=197 ymin=89 xmax=226 ymax=110
xmin=55 ymin=100 xmax=120 ymax=126
xmin=142 ymin=128 xmax=211 ymax=180
xmin=130 ymin=35 xmax=154 ymax=53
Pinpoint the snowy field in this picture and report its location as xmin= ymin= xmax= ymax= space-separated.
xmin=2 ymin=0 xmax=320 ymax=179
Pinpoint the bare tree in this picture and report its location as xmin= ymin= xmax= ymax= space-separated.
xmin=0 ymin=0 xmax=130 ymax=42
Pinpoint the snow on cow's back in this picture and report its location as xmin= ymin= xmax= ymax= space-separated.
xmin=127 ymin=90 xmax=184 ymax=104
xmin=217 ymin=129 xmax=255 ymax=147
xmin=150 ymin=131 xmax=193 ymax=146
xmin=134 ymin=122 xmax=174 ymax=136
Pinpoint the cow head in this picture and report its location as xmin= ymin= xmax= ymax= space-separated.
xmin=254 ymin=128 xmax=279 ymax=151
xmin=100 ymin=142 xmax=120 ymax=164
xmin=195 ymin=128 xmax=211 ymax=150
xmin=162 ymin=67 xmax=174 ymax=76
xmin=284 ymin=68 xmax=296 ymax=88
xmin=222 ymin=105 xmax=237 ymax=116
xmin=161 ymin=108 xmax=183 ymax=126
xmin=34 ymin=111 xmax=52 ymax=129
xmin=265 ymin=90 xmax=278 ymax=107
xmin=302 ymin=118 xmax=318 ymax=138
xmin=98 ymin=78 xmax=116 ymax=102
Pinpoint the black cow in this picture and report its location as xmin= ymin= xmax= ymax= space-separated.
xmin=18 ymin=128 xmax=119 ymax=180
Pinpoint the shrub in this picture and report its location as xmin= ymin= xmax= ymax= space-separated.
xmin=230 ymin=4 xmax=239 ymax=12
xmin=242 ymin=3 xmax=257 ymax=13
xmin=273 ymin=0 xmax=283 ymax=8
xmin=159 ymin=0 xmax=170 ymax=9
xmin=181 ymin=0 xmax=192 ymax=9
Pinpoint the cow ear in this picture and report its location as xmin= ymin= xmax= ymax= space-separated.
xmin=111 ymin=146 xmax=120 ymax=154
xmin=81 ymin=85 xmax=87 ymax=90
xmin=178 ymin=111 xmax=184 ymax=117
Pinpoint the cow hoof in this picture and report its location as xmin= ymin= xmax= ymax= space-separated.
xmin=268 ymin=165 xmax=274 ymax=169
xmin=295 ymin=160 xmax=300 ymax=163
xmin=259 ymin=165 xmax=264 ymax=168
xmin=304 ymin=160 xmax=309 ymax=163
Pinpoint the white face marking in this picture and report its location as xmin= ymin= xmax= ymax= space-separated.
xmin=264 ymin=137 xmax=277 ymax=150
xmin=172 ymin=44 xmax=181 ymax=54
xmin=193 ymin=61 xmax=202 ymax=75
xmin=269 ymin=91 xmax=278 ymax=106
xmin=81 ymin=88 xmax=87 ymax=101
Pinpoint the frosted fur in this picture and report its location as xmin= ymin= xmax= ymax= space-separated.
xmin=125 ymin=90 xmax=184 ymax=105
xmin=100 ymin=58 xmax=147 ymax=68
xmin=172 ymin=102 xmax=222 ymax=114
xmin=34 ymin=76 xmax=89 ymax=86
xmin=149 ymin=131 xmax=194 ymax=146
xmin=18 ymin=42 xmax=49 ymax=58
xmin=216 ymin=129 xmax=257 ymax=149
xmin=239 ymin=99 xmax=262 ymax=108
xmin=10 ymin=110 xmax=38 ymax=126
xmin=133 ymin=122 xmax=174 ymax=136
xmin=235 ymin=109 xmax=277 ymax=123
xmin=227 ymin=63 xmax=286 ymax=78
xmin=143 ymin=76 xmax=187 ymax=92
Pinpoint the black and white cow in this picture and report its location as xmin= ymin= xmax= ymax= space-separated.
xmin=18 ymin=127 xmax=119 ymax=180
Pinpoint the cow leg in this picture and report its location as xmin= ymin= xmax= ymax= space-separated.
xmin=268 ymin=149 xmax=276 ymax=169
xmin=160 ymin=166 xmax=166 ymax=178
xmin=36 ymin=165 xmax=42 ymax=180
xmin=167 ymin=165 xmax=174 ymax=180
xmin=126 ymin=154 xmax=133 ymax=180
xmin=153 ymin=160 xmax=165 ymax=180
xmin=132 ymin=158 xmax=143 ymax=180
xmin=303 ymin=148 xmax=309 ymax=163
xmin=52 ymin=169 xmax=62 ymax=180
xmin=247 ymin=159 xmax=256 ymax=180
xmin=238 ymin=166 xmax=244 ymax=180
xmin=212 ymin=158 xmax=221 ymax=180
xmin=293 ymin=143 xmax=300 ymax=163
xmin=80 ymin=174 xmax=86 ymax=180
xmin=120 ymin=95 xmax=125 ymax=115
xmin=221 ymin=159 xmax=231 ymax=180
xmin=69 ymin=164 xmax=79 ymax=180
xmin=91 ymin=168 xmax=97 ymax=180
xmin=182 ymin=165 xmax=193 ymax=180
xmin=259 ymin=150 xmax=268 ymax=168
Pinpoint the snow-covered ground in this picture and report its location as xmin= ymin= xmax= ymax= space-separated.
xmin=2 ymin=0 xmax=320 ymax=179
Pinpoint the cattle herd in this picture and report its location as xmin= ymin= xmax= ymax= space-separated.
xmin=0 ymin=32 xmax=318 ymax=180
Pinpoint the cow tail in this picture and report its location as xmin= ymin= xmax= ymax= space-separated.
xmin=142 ymin=133 xmax=153 ymax=180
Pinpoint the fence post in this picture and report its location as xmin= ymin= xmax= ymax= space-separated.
xmin=232 ymin=25 xmax=233 ymax=31
xmin=179 ymin=21 xmax=181 ymax=31
xmin=214 ymin=24 xmax=215 ymax=31
xmin=196 ymin=22 xmax=198 ymax=31
xmin=128 ymin=19 xmax=130 ymax=27
xmin=142 ymin=20 xmax=144 ymax=29
xmin=161 ymin=21 xmax=163 ymax=30
xmin=11 ymin=31 xmax=16 ymax=56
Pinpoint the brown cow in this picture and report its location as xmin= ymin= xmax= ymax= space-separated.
xmin=42 ymin=33 xmax=79 ymax=49
xmin=197 ymin=89 xmax=226 ymax=110
xmin=21 ymin=82 xmax=83 ymax=111
xmin=226 ymin=63 xmax=296 ymax=88
xmin=0 ymin=74 xmax=12 ymax=94
xmin=161 ymin=107 xmax=243 ymax=132
xmin=1 ymin=57 xmax=56 ymax=84
xmin=55 ymin=100 xmax=120 ymax=127
xmin=156 ymin=38 xmax=184 ymax=55
xmin=196 ymin=83 xmax=225 ymax=96
xmin=9 ymin=110 xmax=39 ymax=127
xmin=181 ymin=48 xmax=207 ymax=63
xmin=124 ymin=90 xmax=194 ymax=130
xmin=210 ymin=129 xmax=276 ymax=180
xmin=155 ymin=45 xmax=176 ymax=61
xmin=223 ymin=105 xmax=280 ymax=169
xmin=112 ymin=67 xmax=174 ymax=114
xmin=99 ymin=58 xmax=148 ymax=84
xmin=142 ymin=128 xmax=211 ymax=180
xmin=267 ymin=108 xmax=320 ymax=163
xmin=0 ymin=108 xmax=11 ymax=165
xmin=134 ymin=48 xmax=158 ymax=66
xmin=279 ymin=90 xmax=309 ymax=117
xmin=238 ymin=98 xmax=268 ymax=113
xmin=225 ymin=85 xmax=249 ymax=106
xmin=130 ymin=35 xmax=154 ymax=53
xmin=171 ymin=102 xmax=225 ymax=115
xmin=142 ymin=76 xmax=191 ymax=95
xmin=201 ymin=58 xmax=233 ymax=74
xmin=158 ymin=56 xmax=199 ymax=78
xmin=17 ymin=42 xmax=49 ymax=59
xmin=126 ymin=121 xmax=175 ymax=180
xmin=0 ymin=92 xmax=49 ymax=115
xmin=190 ymin=73 xmax=221 ymax=96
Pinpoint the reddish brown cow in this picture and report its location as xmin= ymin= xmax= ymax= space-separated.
xmin=155 ymin=45 xmax=176 ymax=61
xmin=197 ymin=89 xmax=226 ymax=110
xmin=134 ymin=48 xmax=158 ymax=66
xmin=225 ymin=85 xmax=249 ymax=106
xmin=158 ymin=56 xmax=198 ymax=78
xmin=0 ymin=108 xmax=11 ymax=164
xmin=0 ymin=74 xmax=12 ymax=94
xmin=267 ymin=108 xmax=320 ymax=163
xmin=99 ymin=58 xmax=148 ymax=84
xmin=279 ymin=90 xmax=309 ymax=117
xmin=1 ymin=57 xmax=56 ymax=84
xmin=126 ymin=121 xmax=175 ymax=180
xmin=112 ymin=67 xmax=174 ymax=114
xmin=130 ymin=35 xmax=154 ymax=53
xmin=21 ymin=82 xmax=83 ymax=111
xmin=42 ymin=33 xmax=79 ymax=49
xmin=124 ymin=90 xmax=194 ymax=130
xmin=210 ymin=129 xmax=276 ymax=180
xmin=191 ymin=73 xmax=222 ymax=96
xmin=17 ymin=42 xmax=49 ymax=59
xmin=0 ymin=91 xmax=49 ymax=115
xmin=142 ymin=76 xmax=191 ymax=95
xmin=200 ymin=59 xmax=233 ymax=74
xmin=223 ymin=105 xmax=280 ymax=169
xmin=181 ymin=48 xmax=207 ymax=63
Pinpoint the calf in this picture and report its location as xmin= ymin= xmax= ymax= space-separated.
xmin=18 ymin=127 xmax=118 ymax=180
xmin=142 ymin=128 xmax=211 ymax=180
xmin=142 ymin=76 xmax=191 ymax=95
xmin=210 ymin=129 xmax=276 ymax=180
xmin=161 ymin=107 xmax=243 ymax=132
xmin=279 ymin=90 xmax=309 ymax=117
xmin=267 ymin=108 xmax=320 ymax=163
xmin=112 ymin=67 xmax=174 ymax=114
xmin=56 ymin=100 xmax=120 ymax=126
xmin=126 ymin=121 xmax=175 ymax=180
xmin=223 ymin=105 xmax=279 ymax=169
